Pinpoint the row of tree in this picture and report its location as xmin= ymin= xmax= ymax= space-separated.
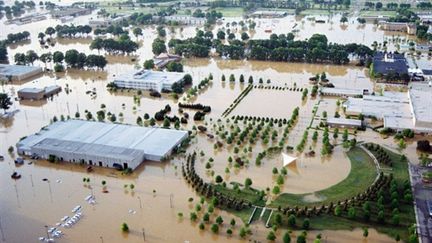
xmin=90 ymin=35 xmax=138 ymax=54
xmin=55 ymin=24 xmax=92 ymax=38
xmin=165 ymin=31 xmax=373 ymax=65
xmin=5 ymin=31 xmax=30 ymax=44
xmin=14 ymin=49 xmax=107 ymax=69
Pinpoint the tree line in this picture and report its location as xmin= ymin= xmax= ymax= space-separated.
xmin=164 ymin=31 xmax=373 ymax=65
xmin=5 ymin=31 xmax=30 ymax=44
xmin=90 ymin=35 xmax=138 ymax=55
xmin=14 ymin=49 xmax=107 ymax=70
xmin=55 ymin=24 xmax=92 ymax=38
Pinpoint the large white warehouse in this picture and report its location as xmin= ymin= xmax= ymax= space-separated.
xmin=17 ymin=120 xmax=189 ymax=170
xmin=113 ymin=70 xmax=185 ymax=92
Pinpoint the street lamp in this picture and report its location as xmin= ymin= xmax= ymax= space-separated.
xmin=137 ymin=196 xmax=142 ymax=209
xmin=44 ymin=225 xmax=49 ymax=240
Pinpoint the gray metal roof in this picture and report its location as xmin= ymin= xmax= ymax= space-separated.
xmin=18 ymin=120 xmax=188 ymax=161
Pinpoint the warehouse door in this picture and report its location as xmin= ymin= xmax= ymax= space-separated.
xmin=123 ymin=163 xmax=128 ymax=169
xmin=99 ymin=161 xmax=103 ymax=167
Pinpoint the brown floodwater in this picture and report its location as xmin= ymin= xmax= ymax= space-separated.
xmin=0 ymin=7 xmax=424 ymax=243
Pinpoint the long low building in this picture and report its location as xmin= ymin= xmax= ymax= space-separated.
xmin=17 ymin=120 xmax=189 ymax=170
xmin=326 ymin=117 xmax=363 ymax=129
xmin=320 ymin=87 xmax=370 ymax=97
xmin=113 ymin=70 xmax=185 ymax=92
xmin=0 ymin=64 xmax=43 ymax=81
xmin=18 ymin=85 xmax=61 ymax=100
xmin=344 ymin=83 xmax=432 ymax=133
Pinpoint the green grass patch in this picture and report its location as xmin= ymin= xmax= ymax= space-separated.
xmin=224 ymin=207 xmax=255 ymax=223
xmin=213 ymin=184 xmax=265 ymax=206
xmin=212 ymin=7 xmax=245 ymax=17
xmin=271 ymin=146 xmax=377 ymax=207
xmin=359 ymin=10 xmax=397 ymax=17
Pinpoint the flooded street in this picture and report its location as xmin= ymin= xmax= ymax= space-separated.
xmin=0 ymin=6 xmax=426 ymax=243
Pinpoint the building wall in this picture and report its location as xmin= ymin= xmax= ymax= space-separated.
xmin=30 ymin=146 xmax=143 ymax=169
xmin=18 ymin=90 xmax=44 ymax=100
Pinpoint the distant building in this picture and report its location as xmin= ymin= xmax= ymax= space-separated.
xmin=326 ymin=117 xmax=363 ymax=129
xmin=163 ymin=15 xmax=206 ymax=25
xmin=343 ymin=83 xmax=432 ymax=133
xmin=153 ymin=53 xmax=182 ymax=69
xmin=50 ymin=7 xmax=92 ymax=18
xmin=320 ymin=87 xmax=369 ymax=97
xmin=418 ymin=15 xmax=432 ymax=24
xmin=4 ymin=13 xmax=47 ymax=25
xmin=17 ymin=120 xmax=189 ymax=170
xmin=250 ymin=11 xmax=288 ymax=18
xmin=0 ymin=64 xmax=43 ymax=81
xmin=372 ymin=52 xmax=408 ymax=76
xmin=415 ymin=44 xmax=432 ymax=52
xmin=378 ymin=21 xmax=417 ymax=35
xmin=17 ymin=85 xmax=61 ymax=100
xmin=89 ymin=14 xmax=131 ymax=28
xmin=113 ymin=70 xmax=185 ymax=92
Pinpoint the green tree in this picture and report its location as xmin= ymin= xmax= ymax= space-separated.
xmin=211 ymin=224 xmax=219 ymax=233
xmin=267 ymin=231 xmax=276 ymax=241
xmin=0 ymin=93 xmax=13 ymax=113
xmin=133 ymin=27 xmax=143 ymax=39
xmin=216 ymin=215 xmax=223 ymax=225
xmin=302 ymin=218 xmax=310 ymax=230
xmin=121 ymin=223 xmax=129 ymax=232
xmin=363 ymin=228 xmax=369 ymax=238
xmin=288 ymin=214 xmax=296 ymax=227
xmin=283 ymin=232 xmax=291 ymax=243
xmin=245 ymin=178 xmax=252 ymax=188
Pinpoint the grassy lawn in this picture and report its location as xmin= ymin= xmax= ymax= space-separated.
xmin=213 ymin=7 xmax=245 ymax=17
xmin=213 ymin=184 xmax=266 ymax=206
xmin=300 ymin=9 xmax=335 ymax=15
xmin=271 ymin=146 xmax=377 ymax=207
xmin=359 ymin=10 xmax=397 ymax=17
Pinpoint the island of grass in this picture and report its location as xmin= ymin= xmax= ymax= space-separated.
xmin=271 ymin=146 xmax=378 ymax=207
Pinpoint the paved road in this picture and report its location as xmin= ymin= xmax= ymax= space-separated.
xmin=409 ymin=164 xmax=432 ymax=243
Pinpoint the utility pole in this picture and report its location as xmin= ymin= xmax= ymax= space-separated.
xmin=100 ymin=236 xmax=104 ymax=243
xmin=0 ymin=216 xmax=6 ymax=242
xmin=138 ymin=196 xmax=142 ymax=209
xmin=44 ymin=225 xmax=49 ymax=240
xmin=142 ymin=228 xmax=145 ymax=242
xmin=169 ymin=194 xmax=174 ymax=208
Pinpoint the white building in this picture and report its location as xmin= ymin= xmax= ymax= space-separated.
xmin=344 ymin=83 xmax=432 ymax=133
xmin=113 ymin=70 xmax=185 ymax=92
xmin=89 ymin=14 xmax=131 ymax=28
xmin=17 ymin=120 xmax=189 ymax=170
xmin=163 ymin=15 xmax=206 ymax=25
xmin=0 ymin=64 xmax=43 ymax=81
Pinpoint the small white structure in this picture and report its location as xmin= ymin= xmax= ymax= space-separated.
xmin=89 ymin=14 xmax=131 ymax=28
xmin=0 ymin=64 xmax=43 ymax=81
xmin=320 ymin=87 xmax=369 ymax=97
xmin=163 ymin=15 xmax=206 ymax=25
xmin=282 ymin=153 xmax=296 ymax=167
xmin=326 ymin=117 xmax=363 ymax=128
xmin=113 ymin=70 xmax=185 ymax=92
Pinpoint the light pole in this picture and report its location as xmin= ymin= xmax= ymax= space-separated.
xmin=142 ymin=228 xmax=145 ymax=242
xmin=0 ymin=216 xmax=6 ymax=242
xmin=169 ymin=194 xmax=174 ymax=208
xmin=137 ymin=196 xmax=142 ymax=209
xmin=44 ymin=225 xmax=49 ymax=240
xmin=45 ymin=180 xmax=53 ymax=203
xmin=100 ymin=236 xmax=104 ymax=243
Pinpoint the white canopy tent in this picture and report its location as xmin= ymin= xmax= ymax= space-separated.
xmin=282 ymin=153 xmax=297 ymax=167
